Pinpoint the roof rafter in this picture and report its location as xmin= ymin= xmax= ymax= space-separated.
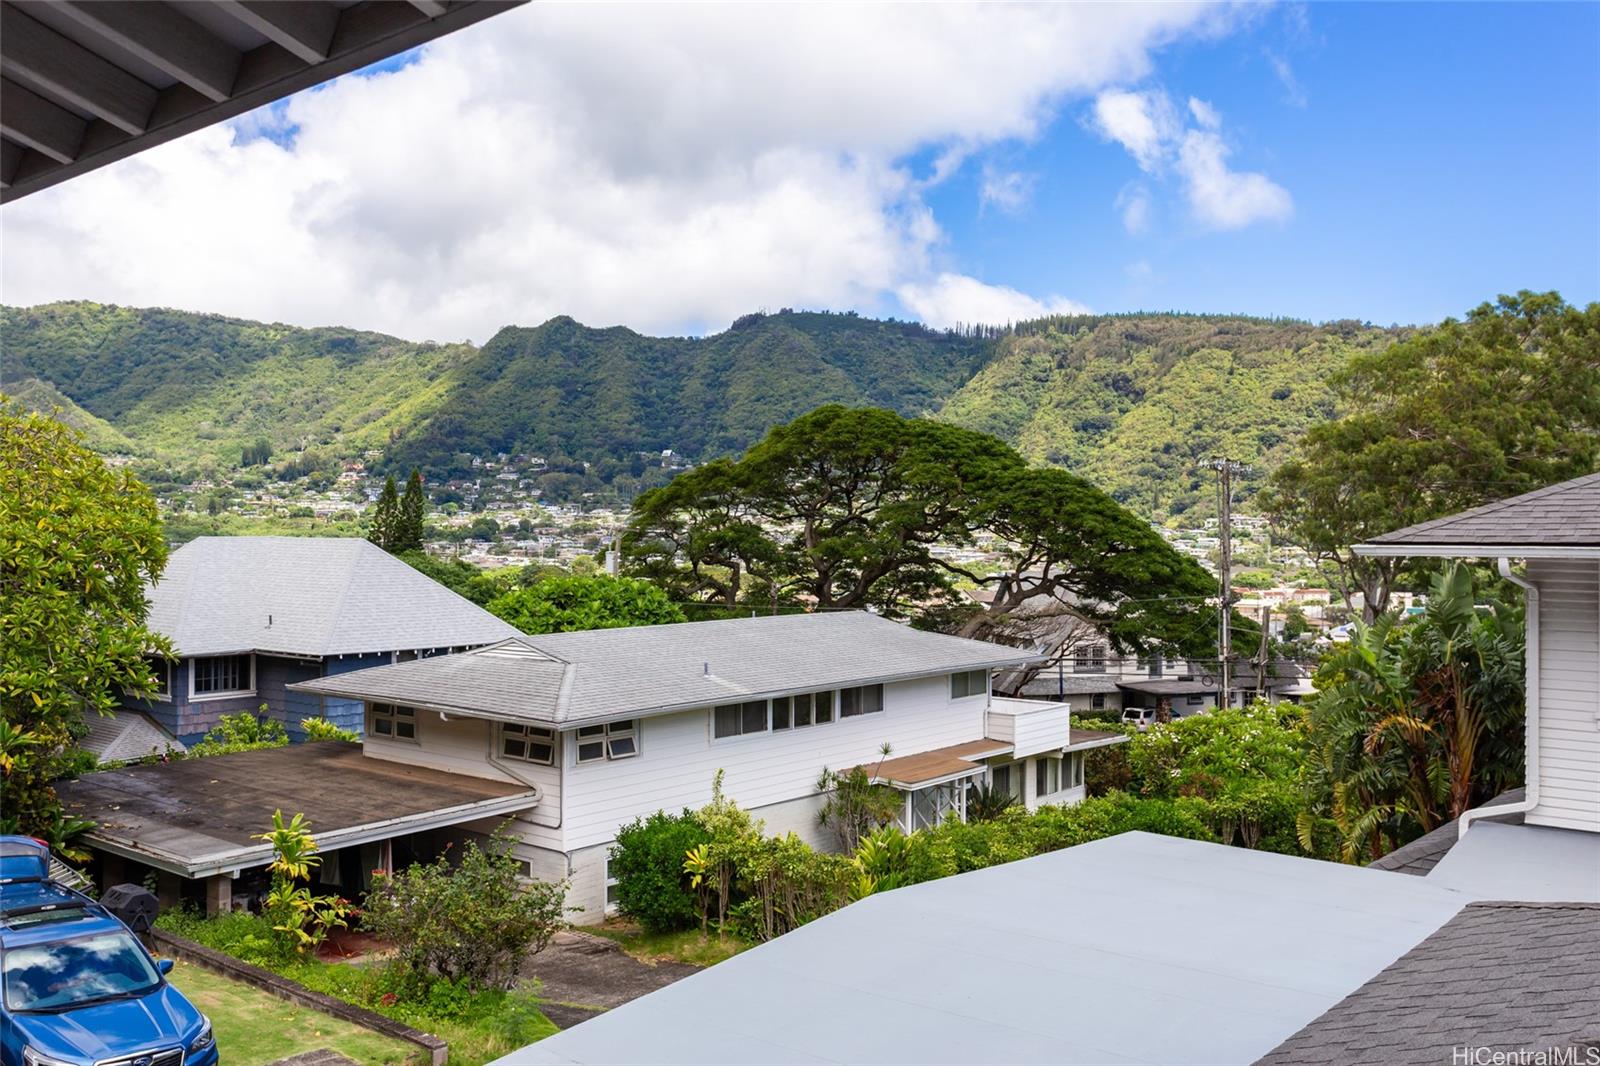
xmin=0 ymin=76 xmax=84 ymax=162
xmin=0 ymin=3 xmax=156 ymax=134
xmin=49 ymin=0 xmax=243 ymax=103
xmin=213 ymin=0 xmax=341 ymax=64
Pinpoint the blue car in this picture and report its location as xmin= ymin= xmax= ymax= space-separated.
xmin=0 ymin=838 xmax=215 ymax=1066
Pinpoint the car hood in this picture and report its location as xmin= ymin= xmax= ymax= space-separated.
xmin=11 ymin=983 xmax=199 ymax=1063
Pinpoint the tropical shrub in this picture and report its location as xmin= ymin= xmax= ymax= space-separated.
xmin=363 ymin=838 xmax=567 ymax=990
xmin=816 ymin=762 xmax=901 ymax=850
xmin=255 ymin=810 xmax=351 ymax=957
xmin=188 ymin=709 xmax=288 ymax=757
xmin=726 ymin=832 xmax=852 ymax=943
xmin=300 ymin=716 xmax=359 ymax=742
xmin=1302 ymin=562 xmax=1524 ymax=862
xmin=610 ymin=809 xmax=710 ymax=934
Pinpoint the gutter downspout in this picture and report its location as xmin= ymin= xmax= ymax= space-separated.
xmin=1458 ymin=557 xmax=1539 ymax=839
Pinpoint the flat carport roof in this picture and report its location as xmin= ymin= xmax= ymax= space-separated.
xmin=56 ymin=741 xmax=538 ymax=878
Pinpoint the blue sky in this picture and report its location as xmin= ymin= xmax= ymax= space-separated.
xmin=4 ymin=2 xmax=1595 ymax=341
xmin=917 ymin=3 xmax=1600 ymax=327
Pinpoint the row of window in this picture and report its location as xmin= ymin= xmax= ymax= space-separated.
xmin=711 ymin=684 xmax=883 ymax=740
xmin=140 ymin=653 xmax=255 ymax=700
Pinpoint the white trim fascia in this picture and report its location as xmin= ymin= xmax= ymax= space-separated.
xmin=1353 ymin=543 xmax=1600 ymax=559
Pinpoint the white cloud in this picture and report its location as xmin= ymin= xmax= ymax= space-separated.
xmin=1266 ymin=51 xmax=1308 ymax=108
xmin=1176 ymin=130 xmax=1294 ymax=229
xmin=1188 ymin=96 xmax=1221 ymax=130
xmin=979 ymin=166 xmax=1037 ymax=214
xmin=0 ymin=3 xmax=1242 ymax=340
xmin=1091 ymin=87 xmax=1290 ymax=231
xmin=1088 ymin=89 xmax=1179 ymax=171
xmin=1116 ymin=184 xmax=1153 ymax=234
xmin=897 ymin=273 xmax=1090 ymax=330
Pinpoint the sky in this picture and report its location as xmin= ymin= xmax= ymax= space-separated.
xmin=2 ymin=1 xmax=1596 ymax=343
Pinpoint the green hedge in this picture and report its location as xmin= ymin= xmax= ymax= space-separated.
xmin=609 ymin=809 xmax=710 ymax=933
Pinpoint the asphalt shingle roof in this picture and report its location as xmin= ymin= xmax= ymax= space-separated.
xmin=80 ymin=710 xmax=185 ymax=763
xmin=292 ymin=611 xmax=1041 ymax=727
xmin=1368 ymin=789 xmax=1526 ymax=877
xmin=1363 ymin=472 xmax=1600 ymax=548
xmin=1256 ymin=901 xmax=1600 ymax=1065
xmin=147 ymin=537 xmax=524 ymax=657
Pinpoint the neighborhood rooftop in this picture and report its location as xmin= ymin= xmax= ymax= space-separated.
xmin=147 ymin=536 xmax=523 ymax=657
xmin=292 ymin=611 xmax=1042 ymax=726
xmin=1356 ymin=471 xmax=1600 ymax=553
xmin=55 ymin=742 xmax=538 ymax=879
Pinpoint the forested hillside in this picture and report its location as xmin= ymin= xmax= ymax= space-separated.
xmin=3 ymin=301 xmax=1404 ymax=515
xmin=937 ymin=315 xmax=1403 ymax=514
xmin=0 ymin=302 xmax=469 ymax=467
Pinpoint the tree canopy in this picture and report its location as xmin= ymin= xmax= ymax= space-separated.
xmin=487 ymin=574 xmax=686 ymax=634
xmin=0 ymin=402 xmax=170 ymax=844
xmin=625 ymin=405 xmax=1221 ymax=659
xmin=1265 ymin=291 xmax=1600 ymax=619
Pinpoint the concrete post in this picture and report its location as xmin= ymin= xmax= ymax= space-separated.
xmin=205 ymin=873 xmax=232 ymax=917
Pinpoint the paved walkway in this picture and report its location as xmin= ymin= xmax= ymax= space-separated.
xmin=522 ymin=930 xmax=701 ymax=1029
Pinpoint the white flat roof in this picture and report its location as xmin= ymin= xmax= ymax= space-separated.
xmin=499 ymin=832 xmax=1477 ymax=1065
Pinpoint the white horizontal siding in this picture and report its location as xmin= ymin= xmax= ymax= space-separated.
xmin=361 ymin=708 xmax=564 ymax=846
xmin=1527 ymin=559 xmax=1600 ymax=832
xmin=559 ymin=674 xmax=987 ymax=851
xmin=989 ymin=703 xmax=1070 ymax=757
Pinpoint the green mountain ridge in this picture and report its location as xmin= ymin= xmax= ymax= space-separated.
xmin=1 ymin=301 xmax=1405 ymax=516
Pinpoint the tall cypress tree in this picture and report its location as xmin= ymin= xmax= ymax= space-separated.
xmin=369 ymin=474 xmax=400 ymax=550
xmin=398 ymin=468 xmax=427 ymax=552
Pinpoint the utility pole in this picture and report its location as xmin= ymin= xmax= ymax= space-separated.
xmin=1208 ymin=457 xmax=1247 ymax=708
xmin=1254 ymin=603 xmax=1271 ymax=703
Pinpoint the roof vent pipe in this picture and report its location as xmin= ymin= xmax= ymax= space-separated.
xmin=703 ymin=662 xmax=710 ymax=676
xmin=1458 ymin=557 xmax=1539 ymax=839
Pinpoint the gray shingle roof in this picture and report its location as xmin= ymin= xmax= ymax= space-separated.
xmin=147 ymin=537 xmax=524 ymax=657
xmin=1361 ymin=472 xmax=1600 ymax=550
xmin=1367 ymin=789 xmax=1525 ymax=877
xmin=80 ymin=710 xmax=185 ymax=763
xmin=1256 ymin=901 xmax=1600 ymax=1065
xmin=292 ymin=611 xmax=1041 ymax=727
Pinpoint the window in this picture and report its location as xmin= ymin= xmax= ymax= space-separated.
xmin=950 ymin=670 xmax=988 ymax=699
xmin=840 ymin=684 xmax=884 ymax=717
xmin=1186 ymin=694 xmax=1205 ymax=707
xmin=1073 ymin=644 xmax=1108 ymax=673
xmin=1068 ymin=752 xmax=1084 ymax=789
xmin=771 ymin=696 xmax=791 ymax=730
xmin=191 ymin=654 xmax=253 ymax=698
xmin=991 ymin=762 xmax=1022 ymax=801
xmin=1091 ymin=693 xmax=1106 ymax=710
xmin=370 ymin=703 xmax=417 ymax=741
xmin=133 ymin=657 xmax=171 ymax=702
xmin=577 ymin=721 xmax=637 ymax=762
xmin=501 ymin=723 xmax=555 ymax=765
xmin=1146 ymin=656 xmax=1164 ymax=679
xmin=1035 ymin=756 xmax=1062 ymax=797
xmin=813 ymin=690 xmax=834 ymax=724
xmin=605 ymin=857 xmax=621 ymax=911
xmin=713 ymin=700 xmax=769 ymax=739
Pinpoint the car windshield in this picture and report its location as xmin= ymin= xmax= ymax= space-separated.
xmin=2 ymin=930 xmax=161 ymax=1011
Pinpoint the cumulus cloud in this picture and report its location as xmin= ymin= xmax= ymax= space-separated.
xmin=0 ymin=2 xmax=1242 ymax=340
xmin=897 ymin=273 xmax=1090 ymax=330
xmin=1176 ymin=130 xmax=1293 ymax=229
xmin=1090 ymin=86 xmax=1290 ymax=231
xmin=1088 ymin=89 xmax=1179 ymax=171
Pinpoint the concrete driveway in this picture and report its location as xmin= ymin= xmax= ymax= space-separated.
xmin=523 ymin=931 xmax=701 ymax=1029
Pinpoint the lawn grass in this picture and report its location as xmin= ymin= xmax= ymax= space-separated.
xmin=167 ymin=960 xmax=419 ymax=1066
xmin=585 ymin=920 xmax=749 ymax=967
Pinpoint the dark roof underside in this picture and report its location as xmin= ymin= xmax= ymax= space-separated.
xmin=1365 ymin=472 xmax=1600 ymax=548
xmin=1257 ymin=901 xmax=1600 ymax=1065
xmin=1 ymin=0 xmax=524 ymax=202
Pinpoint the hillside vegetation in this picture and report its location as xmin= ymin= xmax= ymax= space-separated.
xmin=3 ymin=302 xmax=1404 ymax=515
xmin=937 ymin=315 xmax=1402 ymax=514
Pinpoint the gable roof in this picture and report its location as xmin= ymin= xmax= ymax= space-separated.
xmin=1257 ymin=901 xmax=1600 ymax=1065
xmin=147 ymin=537 xmax=523 ymax=658
xmin=80 ymin=709 xmax=185 ymax=764
xmin=291 ymin=611 xmax=1042 ymax=727
xmin=1355 ymin=472 xmax=1600 ymax=556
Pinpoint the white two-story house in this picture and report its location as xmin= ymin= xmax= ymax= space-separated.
xmin=291 ymin=611 xmax=1125 ymax=918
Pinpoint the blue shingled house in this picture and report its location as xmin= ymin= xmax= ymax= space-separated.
xmin=119 ymin=536 xmax=522 ymax=746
